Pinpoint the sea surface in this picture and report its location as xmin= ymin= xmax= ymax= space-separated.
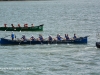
xmin=0 ymin=0 xmax=100 ymax=75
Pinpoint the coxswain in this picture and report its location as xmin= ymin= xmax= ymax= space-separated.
xmin=11 ymin=31 xmax=15 ymax=40
xmin=30 ymin=35 xmax=35 ymax=41
xmin=48 ymin=35 xmax=53 ymax=41
xmin=39 ymin=34 xmax=44 ymax=41
xmin=65 ymin=34 xmax=69 ymax=40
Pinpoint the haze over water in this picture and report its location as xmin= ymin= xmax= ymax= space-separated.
xmin=0 ymin=0 xmax=100 ymax=75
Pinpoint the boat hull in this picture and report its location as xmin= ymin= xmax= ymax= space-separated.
xmin=96 ymin=42 xmax=100 ymax=48
xmin=0 ymin=36 xmax=88 ymax=45
xmin=0 ymin=24 xmax=43 ymax=31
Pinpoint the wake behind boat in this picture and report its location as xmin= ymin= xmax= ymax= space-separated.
xmin=0 ymin=36 xmax=88 ymax=45
xmin=0 ymin=24 xmax=44 ymax=31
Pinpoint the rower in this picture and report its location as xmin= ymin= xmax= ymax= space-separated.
xmin=24 ymin=24 xmax=28 ymax=27
xmin=26 ymin=24 xmax=28 ymax=27
xmin=21 ymin=34 xmax=26 ymax=41
xmin=73 ymin=34 xmax=77 ymax=39
xmin=11 ymin=24 xmax=14 ymax=28
xmin=38 ymin=34 xmax=44 ymax=41
xmin=56 ymin=34 xmax=62 ymax=41
xmin=30 ymin=35 xmax=35 ymax=41
xmin=31 ymin=24 xmax=34 ymax=27
xmin=65 ymin=34 xmax=69 ymax=40
xmin=48 ymin=35 xmax=53 ymax=41
xmin=18 ymin=24 xmax=21 ymax=27
xmin=4 ymin=24 xmax=7 ymax=27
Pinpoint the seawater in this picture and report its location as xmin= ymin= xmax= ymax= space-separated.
xmin=0 ymin=0 xmax=100 ymax=75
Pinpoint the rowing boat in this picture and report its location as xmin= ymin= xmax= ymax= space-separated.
xmin=0 ymin=24 xmax=44 ymax=31
xmin=0 ymin=36 xmax=88 ymax=45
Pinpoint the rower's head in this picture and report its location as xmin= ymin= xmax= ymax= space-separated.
xmin=39 ymin=34 xmax=42 ymax=36
xmin=59 ymin=34 xmax=60 ymax=36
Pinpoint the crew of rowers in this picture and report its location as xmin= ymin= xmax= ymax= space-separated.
xmin=4 ymin=24 xmax=34 ymax=28
xmin=19 ymin=34 xmax=77 ymax=41
xmin=11 ymin=31 xmax=77 ymax=41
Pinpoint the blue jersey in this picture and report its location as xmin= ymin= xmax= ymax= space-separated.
xmin=31 ymin=36 xmax=35 ymax=41
xmin=73 ymin=35 xmax=77 ymax=39
xmin=65 ymin=35 xmax=69 ymax=40
xmin=49 ymin=36 xmax=52 ymax=41
xmin=11 ymin=34 xmax=14 ymax=38
xmin=39 ymin=36 xmax=43 ymax=41
xmin=57 ymin=36 xmax=61 ymax=41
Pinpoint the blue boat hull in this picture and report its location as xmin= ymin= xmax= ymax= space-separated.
xmin=0 ymin=36 xmax=88 ymax=45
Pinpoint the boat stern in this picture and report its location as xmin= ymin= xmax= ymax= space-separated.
xmin=74 ymin=36 xmax=88 ymax=44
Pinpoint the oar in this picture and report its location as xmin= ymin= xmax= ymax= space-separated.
xmin=5 ymin=27 xmax=9 ymax=31
xmin=85 ymin=35 xmax=90 ymax=37
xmin=3 ymin=35 xmax=10 ymax=38
xmin=19 ymin=28 xmax=23 ymax=32
xmin=79 ymin=35 xmax=90 ymax=39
